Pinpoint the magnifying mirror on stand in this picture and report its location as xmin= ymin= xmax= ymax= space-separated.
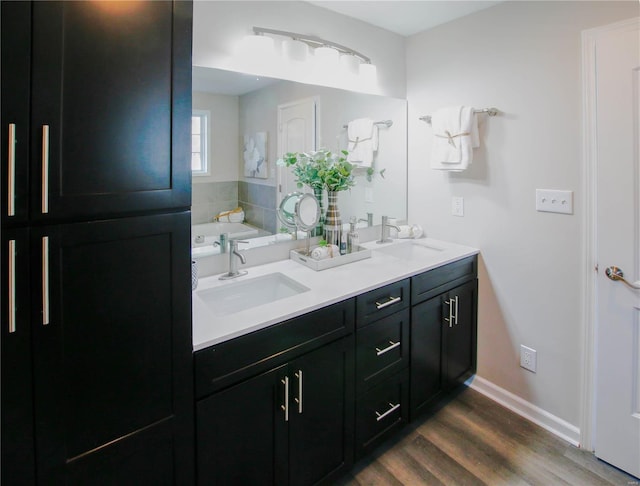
xmin=277 ymin=192 xmax=321 ymax=255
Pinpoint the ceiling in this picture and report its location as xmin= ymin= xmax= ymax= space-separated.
xmin=307 ymin=1 xmax=502 ymax=37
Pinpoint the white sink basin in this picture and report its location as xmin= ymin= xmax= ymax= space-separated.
xmin=374 ymin=241 xmax=444 ymax=260
xmin=196 ymin=272 xmax=310 ymax=316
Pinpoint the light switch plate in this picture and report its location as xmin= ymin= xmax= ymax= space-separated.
xmin=452 ymin=197 xmax=464 ymax=217
xmin=535 ymin=189 xmax=573 ymax=214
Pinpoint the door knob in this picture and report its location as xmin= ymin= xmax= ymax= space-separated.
xmin=605 ymin=266 xmax=640 ymax=290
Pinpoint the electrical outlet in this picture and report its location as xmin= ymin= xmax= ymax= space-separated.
xmin=520 ymin=345 xmax=537 ymax=373
xmin=452 ymin=197 xmax=464 ymax=217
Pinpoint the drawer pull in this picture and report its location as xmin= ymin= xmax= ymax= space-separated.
xmin=42 ymin=236 xmax=50 ymax=325
xmin=375 ymin=340 xmax=401 ymax=356
xmin=294 ymin=370 xmax=303 ymax=414
xmin=41 ymin=125 xmax=49 ymax=214
xmin=281 ymin=376 xmax=289 ymax=422
xmin=8 ymin=239 xmax=16 ymax=333
xmin=375 ymin=296 xmax=401 ymax=310
xmin=8 ymin=123 xmax=16 ymax=216
xmin=375 ymin=402 xmax=400 ymax=422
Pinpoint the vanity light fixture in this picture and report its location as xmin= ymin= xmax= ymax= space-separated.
xmin=242 ymin=26 xmax=378 ymax=89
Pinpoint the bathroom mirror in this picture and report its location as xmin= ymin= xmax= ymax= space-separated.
xmin=191 ymin=66 xmax=407 ymax=255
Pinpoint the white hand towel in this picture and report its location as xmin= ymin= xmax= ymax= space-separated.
xmin=347 ymin=118 xmax=377 ymax=167
xmin=430 ymin=106 xmax=478 ymax=172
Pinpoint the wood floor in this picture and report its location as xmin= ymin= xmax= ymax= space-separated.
xmin=338 ymin=387 xmax=637 ymax=486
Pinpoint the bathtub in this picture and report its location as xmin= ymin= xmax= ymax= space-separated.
xmin=192 ymin=222 xmax=260 ymax=248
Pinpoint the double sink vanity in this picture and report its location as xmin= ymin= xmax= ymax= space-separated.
xmin=192 ymin=237 xmax=479 ymax=485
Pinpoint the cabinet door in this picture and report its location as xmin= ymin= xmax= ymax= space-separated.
xmin=30 ymin=0 xmax=192 ymax=220
xmin=1 ymin=1 xmax=31 ymax=224
xmin=442 ymin=279 xmax=478 ymax=389
xmin=410 ymin=296 xmax=443 ymax=419
xmin=30 ymin=212 xmax=193 ymax=483
xmin=197 ymin=365 xmax=288 ymax=486
xmin=289 ymin=337 xmax=354 ymax=486
xmin=1 ymin=228 xmax=35 ymax=484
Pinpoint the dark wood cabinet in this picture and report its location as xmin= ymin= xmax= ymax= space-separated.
xmin=1 ymin=1 xmax=194 ymax=483
xmin=195 ymin=256 xmax=478 ymax=483
xmin=354 ymin=281 xmax=411 ymax=459
xmin=1 ymin=229 xmax=35 ymax=485
xmin=29 ymin=212 xmax=194 ymax=483
xmin=410 ymin=257 xmax=478 ymax=420
xmin=197 ymin=365 xmax=288 ymax=486
xmin=2 ymin=0 xmax=192 ymax=224
xmin=196 ymin=302 xmax=355 ymax=486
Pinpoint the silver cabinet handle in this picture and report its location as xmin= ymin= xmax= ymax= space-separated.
xmin=444 ymin=298 xmax=453 ymax=327
xmin=294 ymin=370 xmax=303 ymax=414
xmin=42 ymin=236 xmax=49 ymax=325
xmin=454 ymin=295 xmax=459 ymax=325
xmin=375 ymin=295 xmax=401 ymax=310
xmin=8 ymin=123 xmax=16 ymax=216
xmin=445 ymin=296 xmax=459 ymax=327
xmin=41 ymin=125 xmax=49 ymax=214
xmin=375 ymin=402 xmax=400 ymax=422
xmin=281 ymin=376 xmax=289 ymax=422
xmin=8 ymin=239 xmax=16 ymax=333
xmin=375 ymin=340 xmax=401 ymax=356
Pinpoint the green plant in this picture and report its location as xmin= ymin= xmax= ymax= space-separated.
xmin=277 ymin=149 xmax=356 ymax=192
xmin=366 ymin=167 xmax=386 ymax=182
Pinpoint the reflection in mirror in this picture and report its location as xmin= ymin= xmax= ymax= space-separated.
xmin=191 ymin=67 xmax=407 ymax=256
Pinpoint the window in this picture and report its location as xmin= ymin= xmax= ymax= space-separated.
xmin=192 ymin=110 xmax=209 ymax=175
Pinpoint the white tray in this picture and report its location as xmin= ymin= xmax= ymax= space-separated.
xmin=290 ymin=246 xmax=372 ymax=271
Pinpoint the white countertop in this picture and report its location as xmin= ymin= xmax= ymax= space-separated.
xmin=192 ymin=238 xmax=479 ymax=351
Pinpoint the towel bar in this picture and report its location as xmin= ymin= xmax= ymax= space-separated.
xmin=342 ymin=119 xmax=393 ymax=129
xmin=420 ymin=107 xmax=499 ymax=124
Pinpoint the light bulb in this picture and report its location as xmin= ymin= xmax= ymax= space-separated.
xmin=359 ymin=62 xmax=377 ymax=88
xmin=283 ymin=39 xmax=309 ymax=63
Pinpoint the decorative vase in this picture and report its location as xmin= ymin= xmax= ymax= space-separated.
xmin=323 ymin=190 xmax=342 ymax=247
xmin=313 ymin=186 xmax=325 ymax=237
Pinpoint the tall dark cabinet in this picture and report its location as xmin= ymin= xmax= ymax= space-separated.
xmin=1 ymin=1 xmax=194 ymax=483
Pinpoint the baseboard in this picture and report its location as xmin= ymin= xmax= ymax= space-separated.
xmin=466 ymin=375 xmax=581 ymax=448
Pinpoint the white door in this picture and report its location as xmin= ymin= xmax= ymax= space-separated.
xmin=276 ymin=98 xmax=317 ymax=206
xmin=594 ymin=18 xmax=640 ymax=478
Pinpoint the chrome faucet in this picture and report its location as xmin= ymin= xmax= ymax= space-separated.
xmin=377 ymin=216 xmax=400 ymax=244
xmin=359 ymin=212 xmax=374 ymax=227
xmin=219 ymin=239 xmax=248 ymax=280
xmin=213 ymin=233 xmax=228 ymax=253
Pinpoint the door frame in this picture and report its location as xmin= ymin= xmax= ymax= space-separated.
xmin=580 ymin=16 xmax=640 ymax=452
xmin=276 ymin=96 xmax=319 ymax=206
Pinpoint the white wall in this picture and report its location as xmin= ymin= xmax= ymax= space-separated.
xmin=192 ymin=0 xmax=406 ymax=98
xmin=192 ymin=91 xmax=240 ymax=182
xmin=406 ymin=1 xmax=638 ymax=429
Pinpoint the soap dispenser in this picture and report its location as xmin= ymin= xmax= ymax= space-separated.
xmin=347 ymin=217 xmax=359 ymax=253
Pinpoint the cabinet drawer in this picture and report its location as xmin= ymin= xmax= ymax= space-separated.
xmin=355 ymin=370 xmax=409 ymax=459
xmin=412 ymin=256 xmax=477 ymax=304
xmin=195 ymin=299 xmax=355 ymax=398
xmin=356 ymin=309 xmax=409 ymax=393
xmin=356 ymin=279 xmax=410 ymax=327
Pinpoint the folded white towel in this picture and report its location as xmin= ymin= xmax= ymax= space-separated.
xmin=430 ymin=106 xmax=479 ymax=172
xmin=310 ymin=244 xmax=341 ymax=260
xmin=347 ymin=118 xmax=377 ymax=167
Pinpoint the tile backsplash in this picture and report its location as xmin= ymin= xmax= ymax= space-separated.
xmin=192 ymin=180 xmax=277 ymax=234
xmin=191 ymin=181 xmax=238 ymax=224
xmin=238 ymin=181 xmax=277 ymax=234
